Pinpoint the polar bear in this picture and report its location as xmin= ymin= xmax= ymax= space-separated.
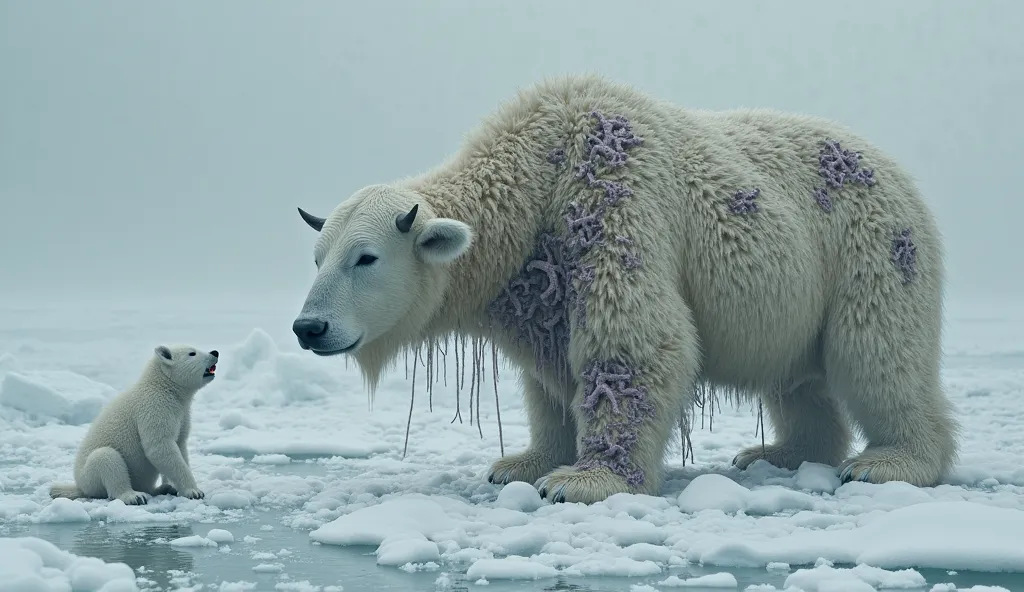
xmin=49 ymin=345 xmax=217 ymax=504
xmin=291 ymin=74 xmax=959 ymax=504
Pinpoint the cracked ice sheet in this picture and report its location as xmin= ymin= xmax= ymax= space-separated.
xmin=0 ymin=300 xmax=1021 ymax=589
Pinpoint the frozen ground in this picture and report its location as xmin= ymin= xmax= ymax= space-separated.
xmin=0 ymin=297 xmax=1022 ymax=592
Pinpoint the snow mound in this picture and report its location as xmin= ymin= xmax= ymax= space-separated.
xmin=220 ymin=328 xmax=347 ymax=404
xmin=0 ymin=370 xmax=116 ymax=425
xmin=494 ymin=481 xmax=544 ymax=513
xmin=676 ymin=473 xmax=819 ymax=515
xmin=697 ymin=501 xmax=1024 ymax=572
xmin=0 ymin=535 xmax=138 ymax=591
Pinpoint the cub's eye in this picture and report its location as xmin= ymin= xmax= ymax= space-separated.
xmin=189 ymin=352 xmax=196 ymax=357
xmin=356 ymin=254 xmax=378 ymax=266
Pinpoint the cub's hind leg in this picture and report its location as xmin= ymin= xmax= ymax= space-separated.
xmin=79 ymin=447 xmax=149 ymax=505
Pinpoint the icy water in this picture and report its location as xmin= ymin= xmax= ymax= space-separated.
xmin=4 ymin=497 xmax=1024 ymax=591
xmin=3 ymin=461 xmax=1023 ymax=591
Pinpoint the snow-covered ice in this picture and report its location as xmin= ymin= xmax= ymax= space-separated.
xmin=0 ymin=301 xmax=1022 ymax=591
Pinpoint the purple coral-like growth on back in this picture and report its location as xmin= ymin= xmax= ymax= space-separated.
xmin=576 ymin=359 xmax=655 ymax=486
xmin=818 ymin=139 xmax=877 ymax=189
xmin=728 ymin=188 xmax=761 ymax=215
xmin=892 ymin=227 xmax=918 ymax=284
xmin=812 ymin=138 xmax=877 ymax=212
xmin=583 ymin=111 xmax=645 ymax=169
xmin=575 ymin=111 xmax=644 ymax=205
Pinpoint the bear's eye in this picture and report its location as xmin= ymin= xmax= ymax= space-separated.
xmin=356 ymin=254 xmax=378 ymax=266
xmin=189 ymin=352 xmax=196 ymax=357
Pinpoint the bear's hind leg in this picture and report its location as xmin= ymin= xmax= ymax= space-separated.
xmin=826 ymin=297 xmax=959 ymax=487
xmin=733 ymin=377 xmax=851 ymax=471
xmin=80 ymin=447 xmax=149 ymax=505
xmin=487 ymin=376 xmax=577 ymax=486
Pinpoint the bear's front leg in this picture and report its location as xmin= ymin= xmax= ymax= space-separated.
xmin=537 ymin=285 xmax=700 ymax=504
xmin=535 ymin=354 xmax=690 ymax=504
xmin=488 ymin=376 xmax=577 ymax=485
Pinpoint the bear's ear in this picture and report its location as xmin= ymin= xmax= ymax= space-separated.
xmin=414 ymin=218 xmax=474 ymax=265
xmin=154 ymin=345 xmax=173 ymax=363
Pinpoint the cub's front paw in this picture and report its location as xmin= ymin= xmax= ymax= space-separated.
xmin=179 ymin=487 xmax=205 ymax=500
xmin=117 ymin=491 xmax=149 ymax=505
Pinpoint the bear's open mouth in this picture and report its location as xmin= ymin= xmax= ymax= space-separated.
xmin=203 ymin=364 xmax=216 ymax=378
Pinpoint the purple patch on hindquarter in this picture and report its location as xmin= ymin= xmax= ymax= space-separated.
xmin=728 ymin=188 xmax=761 ymax=215
xmin=892 ymin=227 xmax=917 ymax=284
xmin=812 ymin=138 xmax=877 ymax=212
xmin=576 ymin=359 xmax=656 ymax=486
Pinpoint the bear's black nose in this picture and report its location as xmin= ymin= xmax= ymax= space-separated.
xmin=210 ymin=350 xmax=219 ymax=358
xmin=292 ymin=318 xmax=329 ymax=347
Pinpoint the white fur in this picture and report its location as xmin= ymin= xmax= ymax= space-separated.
xmin=293 ymin=74 xmax=959 ymax=504
xmin=49 ymin=345 xmax=218 ymax=505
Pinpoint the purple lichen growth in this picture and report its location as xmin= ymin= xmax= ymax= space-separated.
xmin=488 ymin=111 xmax=646 ymax=381
xmin=583 ymin=111 xmax=645 ymax=169
xmin=574 ymin=111 xmax=644 ymax=206
xmin=547 ymin=147 xmax=567 ymax=168
xmin=564 ymin=201 xmax=606 ymax=251
xmin=575 ymin=359 xmax=655 ymax=486
xmin=487 ymin=234 xmax=573 ymax=369
xmin=728 ymin=188 xmax=760 ymax=215
xmin=813 ymin=187 xmax=833 ymax=213
xmin=811 ymin=138 xmax=877 ymax=213
xmin=818 ymin=139 xmax=877 ymax=189
xmin=892 ymin=227 xmax=917 ymax=284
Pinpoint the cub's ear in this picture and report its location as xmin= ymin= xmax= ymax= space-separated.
xmin=414 ymin=218 xmax=474 ymax=265
xmin=154 ymin=345 xmax=173 ymax=363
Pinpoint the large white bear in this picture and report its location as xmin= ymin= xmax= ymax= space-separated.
xmin=291 ymin=74 xmax=959 ymax=504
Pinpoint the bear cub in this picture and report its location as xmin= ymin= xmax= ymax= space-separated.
xmin=49 ymin=344 xmax=218 ymax=505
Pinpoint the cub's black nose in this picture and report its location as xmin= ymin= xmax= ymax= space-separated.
xmin=293 ymin=318 xmax=329 ymax=345
xmin=210 ymin=350 xmax=219 ymax=358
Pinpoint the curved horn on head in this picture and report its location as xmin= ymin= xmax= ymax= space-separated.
xmin=297 ymin=207 xmax=326 ymax=232
xmin=395 ymin=204 xmax=418 ymax=233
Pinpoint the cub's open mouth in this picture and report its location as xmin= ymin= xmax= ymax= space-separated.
xmin=203 ymin=364 xmax=216 ymax=378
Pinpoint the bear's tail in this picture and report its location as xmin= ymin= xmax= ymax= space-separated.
xmin=49 ymin=483 xmax=84 ymax=500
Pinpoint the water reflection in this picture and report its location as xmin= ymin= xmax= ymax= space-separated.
xmin=69 ymin=522 xmax=196 ymax=589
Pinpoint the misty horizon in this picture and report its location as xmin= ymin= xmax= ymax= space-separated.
xmin=2 ymin=1 xmax=1021 ymax=309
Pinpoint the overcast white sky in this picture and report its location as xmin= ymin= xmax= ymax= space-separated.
xmin=1 ymin=0 xmax=1021 ymax=310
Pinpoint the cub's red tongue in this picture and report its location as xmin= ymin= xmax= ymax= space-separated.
xmin=208 ymin=365 xmax=216 ymax=373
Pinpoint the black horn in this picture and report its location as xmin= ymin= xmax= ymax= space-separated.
xmin=396 ymin=204 xmax=418 ymax=233
xmin=297 ymin=207 xmax=326 ymax=232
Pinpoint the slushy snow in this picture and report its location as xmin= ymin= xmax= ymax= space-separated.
xmin=0 ymin=303 xmax=1022 ymax=591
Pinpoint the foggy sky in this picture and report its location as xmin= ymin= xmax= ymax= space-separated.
xmin=1 ymin=0 xmax=1021 ymax=309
